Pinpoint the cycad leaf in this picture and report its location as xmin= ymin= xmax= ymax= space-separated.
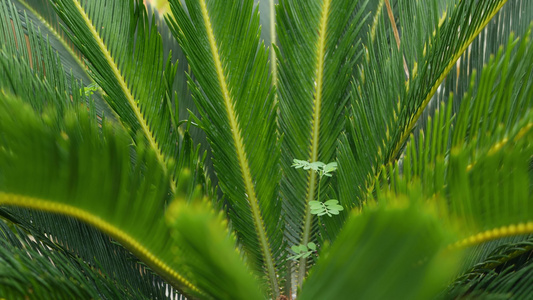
xmin=276 ymin=0 xmax=368 ymax=280
xmin=0 ymin=0 xmax=72 ymax=113
xmin=299 ymin=204 xmax=460 ymax=300
xmin=0 ymin=5 xmax=199 ymax=297
xmin=444 ymin=236 xmax=533 ymax=299
xmin=338 ymin=0 xmax=530 ymax=212
xmin=1 ymin=0 xmax=113 ymax=118
xmin=166 ymin=0 xmax=283 ymax=295
xmin=166 ymin=187 xmax=265 ymax=300
xmin=49 ymin=0 xmax=180 ymax=186
xmin=13 ymin=0 xmax=86 ymax=77
xmin=370 ymin=29 xmax=533 ymax=267
xmin=347 ymin=24 xmax=533 ymax=299
xmin=0 ymin=216 xmax=140 ymax=299
xmin=430 ymin=0 xmax=533 ymax=136
xmin=0 ymin=94 xmax=205 ymax=298
xmin=397 ymin=29 xmax=533 ymax=246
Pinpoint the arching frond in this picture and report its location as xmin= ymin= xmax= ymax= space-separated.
xmin=166 ymin=182 xmax=265 ymax=300
xmin=444 ymin=236 xmax=533 ymax=299
xmin=299 ymin=203 xmax=461 ymax=300
xmin=275 ymin=0 xmax=368 ymax=283
xmin=1 ymin=0 xmax=115 ymax=118
xmin=0 ymin=215 xmax=145 ymax=299
xmin=361 ymin=28 xmax=533 ymax=297
xmin=166 ymin=0 xmax=283 ymax=296
xmin=338 ymin=0 xmax=526 ymax=212
xmin=397 ymin=28 xmax=533 ymax=244
xmin=0 ymin=4 xmax=188 ymax=297
xmin=49 ymin=0 xmax=181 ymax=187
xmin=0 ymin=92 xmax=207 ymax=297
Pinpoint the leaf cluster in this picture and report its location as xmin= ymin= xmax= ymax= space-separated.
xmin=0 ymin=0 xmax=532 ymax=299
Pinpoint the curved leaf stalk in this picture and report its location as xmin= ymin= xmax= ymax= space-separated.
xmin=0 ymin=193 xmax=201 ymax=296
xmin=69 ymin=0 xmax=173 ymax=191
xmin=447 ymin=222 xmax=533 ymax=250
xmin=388 ymin=0 xmax=510 ymax=164
xmin=298 ymin=0 xmax=331 ymax=287
xmin=198 ymin=0 xmax=280 ymax=295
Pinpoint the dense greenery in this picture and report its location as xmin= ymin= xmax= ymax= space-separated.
xmin=0 ymin=0 xmax=532 ymax=299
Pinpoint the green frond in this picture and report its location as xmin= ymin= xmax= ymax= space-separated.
xmin=0 ymin=216 xmax=144 ymax=299
xmin=444 ymin=236 xmax=533 ymax=299
xmin=166 ymin=0 xmax=283 ymax=295
xmin=390 ymin=0 xmax=514 ymax=161
xmin=3 ymin=206 xmax=179 ymax=299
xmin=352 ymin=24 xmax=533 ymax=298
xmin=1 ymin=0 xmax=114 ymax=118
xmin=0 ymin=0 xmax=71 ymax=112
xmin=14 ymin=0 xmax=86 ymax=76
xmin=275 ymin=0 xmax=368 ymax=282
xmin=338 ymin=0 xmax=529 ymax=211
xmin=166 ymin=182 xmax=265 ymax=300
xmin=0 ymin=5 xmax=186 ymax=297
xmin=49 ymin=0 xmax=180 ymax=187
xmin=373 ymin=26 xmax=533 ymax=249
xmin=299 ymin=202 xmax=461 ymax=300
xmin=0 ymin=93 xmax=204 ymax=297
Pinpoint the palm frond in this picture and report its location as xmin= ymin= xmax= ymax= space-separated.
xmin=0 ymin=0 xmax=71 ymax=112
xmin=0 ymin=5 xmax=189 ymax=297
xmin=0 ymin=92 xmax=205 ymax=297
xmin=338 ymin=0 xmax=524 ymax=212
xmin=443 ymin=236 xmax=533 ymax=299
xmin=166 ymin=180 xmax=265 ymax=300
xmin=49 ymin=0 xmax=181 ymax=187
xmin=166 ymin=0 xmax=283 ymax=295
xmin=14 ymin=0 xmax=86 ymax=76
xmin=395 ymin=28 xmax=533 ymax=245
xmin=1 ymin=0 xmax=114 ymax=118
xmin=3 ymin=206 xmax=179 ymax=299
xmin=420 ymin=0 xmax=533 ymax=136
xmin=338 ymin=24 xmax=533 ymax=299
xmin=0 ymin=214 xmax=149 ymax=299
xmin=299 ymin=202 xmax=460 ymax=300
xmin=275 ymin=0 xmax=368 ymax=283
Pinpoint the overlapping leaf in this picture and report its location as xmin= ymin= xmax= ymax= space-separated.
xmin=0 ymin=215 xmax=140 ymax=299
xmin=275 ymin=0 xmax=368 ymax=283
xmin=166 ymin=183 xmax=265 ymax=300
xmin=0 ymin=91 xmax=207 ymax=297
xmin=397 ymin=29 xmax=533 ymax=244
xmin=366 ymin=29 xmax=533 ymax=295
xmin=337 ymin=0 xmax=528 ymax=213
xmin=49 ymin=0 xmax=180 ymax=184
xmin=299 ymin=203 xmax=461 ymax=300
xmin=166 ymin=0 xmax=283 ymax=295
xmin=0 ymin=3 xmax=185 ymax=297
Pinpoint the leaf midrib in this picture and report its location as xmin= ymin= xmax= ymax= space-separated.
xmin=0 ymin=192 xmax=201 ymax=296
xmin=72 ymin=0 xmax=170 ymax=186
xmin=198 ymin=0 xmax=279 ymax=295
xmin=388 ymin=0 xmax=509 ymax=164
xmin=298 ymin=0 xmax=331 ymax=286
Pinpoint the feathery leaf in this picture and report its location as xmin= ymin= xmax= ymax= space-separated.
xmin=166 ymin=0 xmax=282 ymax=295
xmin=275 ymin=0 xmax=368 ymax=284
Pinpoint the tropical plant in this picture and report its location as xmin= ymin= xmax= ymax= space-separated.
xmin=0 ymin=0 xmax=532 ymax=299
